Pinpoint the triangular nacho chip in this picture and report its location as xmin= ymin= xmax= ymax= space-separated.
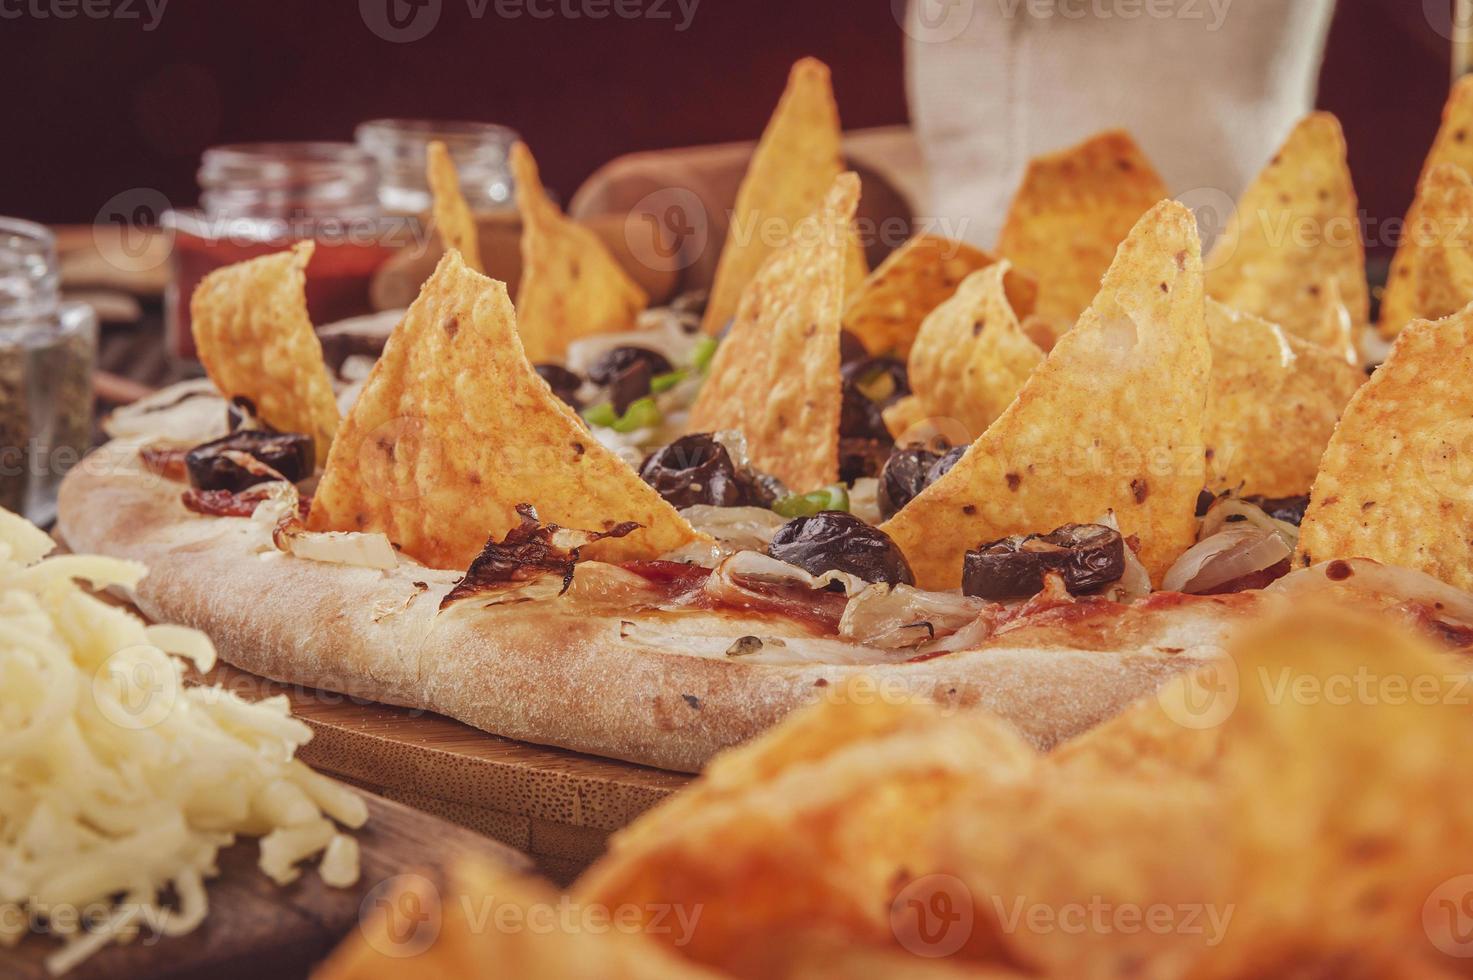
xmin=881 ymin=201 xmax=1210 ymax=589
xmin=1205 ymin=112 xmax=1369 ymax=349
xmin=1296 ymin=302 xmax=1473 ymax=589
xmin=841 ymin=233 xmax=1036 ymax=357
xmin=686 ymin=173 xmax=858 ymax=492
xmin=189 ymin=241 xmax=339 ymax=466
xmin=1314 ymin=276 xmax=1362 ymax=366
xmin=701 ymin=58 xmax=866 ymax=335
xmin=510 ymin=141 xmax=648 ymax=362
xmin=308 ymin=250 xmax=700 ymax=570
xmin=1203 ymin=299 xmax=1363 ymax=497
xmin=904 ymin=261 xmax=1044 ymax=442
xmin=1379 ymin=163 xmax=1473 ymax=339
xmin=996 ymin=129 xmax=1168 ymax=334
xmin=426 ymin=140 xmax=483 ymax=272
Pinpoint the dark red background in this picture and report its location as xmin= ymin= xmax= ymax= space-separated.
xmin=0 ymin=0 xmax=1456 ymax=258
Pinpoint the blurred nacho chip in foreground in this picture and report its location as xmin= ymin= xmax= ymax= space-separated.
xmin=842 ymin=233 xmax=1033 ymax=357
xmin=426 ymin=139 xmax=483 ymax=272
xmin=701 ymin=57 xmax=866 ymax=336
xmin=882 ymin=200 xmax=1211 ymax=589
xmin=1297 ymin=301 xmax=1473 ymax=590
xmin=687 ymin=174 xmax=858 ymax=492
xmin=511 ymin=141 xmax=648 ymax=361
xmin=1205 ymin=112 xmax=1369 ymax=350
xmin=190 ymin=240 xmax=340 ymax=466
xmin=903 ymin=261 xmax=1044 ymax=442
xmin=1380 ymin=162 xmax=1473 ymax=340
xmin=997 ymin=129 xmax=1168 ymax=335
xmin=308 ymin=250 xmax=700 ymax=570
xmin=1203 ymin=299 xmax=1363 ymax=497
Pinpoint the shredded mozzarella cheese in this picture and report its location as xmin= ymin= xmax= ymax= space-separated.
xmin=0 ymin=508 xmax=364 ymax=974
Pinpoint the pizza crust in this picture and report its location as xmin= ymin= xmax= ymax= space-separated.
xmin=57 ymin=443 xmax=1243 ymax=773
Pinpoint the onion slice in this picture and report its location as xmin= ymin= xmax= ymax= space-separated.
xmin=1269 ymin=558 xmax=1473 ymax=625
xmin=839 ymin=584 xmax=992 ymax=649
xmin=1162 ymin=527 xmax=1290 ymax=595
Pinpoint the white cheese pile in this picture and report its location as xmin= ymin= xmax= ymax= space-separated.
xmin=0 ymin=508 xmax=366 ymax=974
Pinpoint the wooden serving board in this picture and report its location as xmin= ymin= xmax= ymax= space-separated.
xmin=196 ymin=662 xmax=693 ymax=885
xmin=3 ymin=793 xmax=529 ymax=980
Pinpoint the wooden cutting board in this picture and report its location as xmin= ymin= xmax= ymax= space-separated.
xmin=2 ymin=793 xmax=529 ymax=980
xmin=196 ymin=662 xmax=693 ymax=885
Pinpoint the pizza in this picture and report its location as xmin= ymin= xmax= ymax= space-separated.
xmin=58 ymin=60 xmax=1473 ymax=773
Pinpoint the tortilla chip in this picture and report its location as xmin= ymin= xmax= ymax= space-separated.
xmin=1209 ymin=609 xmax=1473 ymax=973
xmin=841 ymin=234 xmax=1035 ymax=357
xmin=1380 ymin=163 xmax=1473 ymax=339
xmin=1205 ymin=112 xmax=1369 ymax=350
xmin=1203 ymin=299 xmax=1363 ymax=497
xmin=189 ymin=241 xmax=339 ymax=466
xmin=1315 ymin=275 xmax=1363 ymax=366
xmin=1296 ymin=302 xmax=1473 ymax=588
xmin=701 ymin=58 xmax=866 ymax=336
xmin=686 ymin=174 xmax=858 ymax=491
xmin=318 ymin=857 xmax=715 ymax=980
xmin=511 ymin=141 xmax=647 ymax=362
xmin=426 ymin=140 xmax=482 ymax=273
xmin=308 ymin=250 xmax=700 ymax=570
xmin=881 ymin=200 xmax=1210 ymax=589
xmin=996 ymin=129 xmax=1168 ymax=332
xmin=904 ymin=262 xmax=1043 ymax=443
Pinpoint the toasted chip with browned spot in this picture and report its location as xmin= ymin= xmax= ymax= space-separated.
xmin=426 ymin=140 xmax=482 ymax=272
xmin=511 ymin=141 xmax=647 ymax=362
xmin=904 ymin=262 xmax=1043 ymax=443
xmin=1296 ymin=302 xmax=1473 ymax=588
xmin=701 ymin=58 xmax=866 ymax=336
xmin=882 ymin=201 xmax=1210 ymax=589
xmin=1205 ymin=112 xmax=1369 ymax=351
xmin=1203 ymin=299 xmax=1363 ymax=497
xmin=1379 ymin=163 xmax=1473 ymax=340
xmin=997 ymin=129 xmax=1168 ymax=334
xmin=189 ymin=241 xmax=339 ymax=466
xmin=841 ymin=234 xmax=1034 ymax=357
xmin=687 ymin=174 xmax=858 ymax=492
xmin=308 ymin=250 xmax=700 ymax=570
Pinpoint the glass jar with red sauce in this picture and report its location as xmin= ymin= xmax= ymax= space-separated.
xmin=164 ymin=142 xmax=401 ymax=360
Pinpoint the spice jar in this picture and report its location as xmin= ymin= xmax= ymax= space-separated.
xmin=164 ymin=142 xmax=405 ymax=360
xmin=355 ymin=118 xmax=519 ymax=215
xmin=0 ymin=219 xmax=96 ymax=525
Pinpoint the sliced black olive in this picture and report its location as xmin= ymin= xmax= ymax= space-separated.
xmin=839 ymin=329 xmax=869 ymax=365
xmin=639 ymin=433 xmax=766 ymax=508
xmin=767 ymin=512 xmax=915 ymax=587
xmin=962 ymin=523 xmax=1125 ymax=600
xmin=878 ymin=446 xmax=944 ymax=520
xmin=1246 ymin=494 xmax=1310 ymax=526
xmin=841 ymin=356 xmax=910 ymax=406
xmin=838 ymin=437 xmax=892 ymax=485
xmin=1195 ymin=489 xmax=1217 ymax=517
xmin=588 ymin=346 xmax=673 ymax=385
xmin=185 ymin=430 xmax=314 ymax=492
xmin=225 ymin=395 xmax=271 ymax=433
xmin=535 ymin=363 xmax=584 ymax=411
xmin=926 ymin=446 xmax=966 ymax=484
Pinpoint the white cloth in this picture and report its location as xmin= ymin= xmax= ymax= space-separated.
xmin=905 ymin=0 xmax=1337 ymax=247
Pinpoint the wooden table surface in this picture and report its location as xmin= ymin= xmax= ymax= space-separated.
xmin=198 ymin=662 xmax=692 ymax=885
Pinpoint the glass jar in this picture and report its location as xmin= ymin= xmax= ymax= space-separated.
xmin=355 ymin=119 xmax=520 ymax=215
xmin=164 ymin=142 xmax=404 ymax=360
xmin=0 ymin=219 xmax=97 ymax=526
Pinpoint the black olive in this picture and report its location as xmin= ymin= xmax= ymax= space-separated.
xmin=839 ymin=329 xmax=869 ymax=365
xmin=535 ymin=363 xmax=584 ymax=411
xmin=878 ymin=446 xmax=944 ymax=520
xmin=225 ymin=395 xmax=271 ymax=433
xmin=962 ymin=523 xmax=1125 ymax=600
xmin=768 ymin=512 xmax=915 ymax=587
xmin=588 ymin=346 xmax=672 ymax=385
xmin=185 ymin=430 xmax=314 ymax=492
xmin=639 ymin=433 xmax=765 ymax=508
xmin=841 ymin=356 xmax=910 ymax=406
xmin=838 ymin=437 xmax=892 ymax=484
xmin=1246 ymin=494 xmax=1310 ymax=526
xmin=926 ymin=446 xmax=966 ymax=484
xmin=1195 ymin=489 xmax=1217 ymax=517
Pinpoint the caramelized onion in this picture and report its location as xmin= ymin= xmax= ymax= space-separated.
xmin=1268 ymin=558 xmax=1473 ymax=625
xmin=1162 ymin=527 xmax=1291 ymax=595
xmin=839 ymin=584 xmax=992 ymax=649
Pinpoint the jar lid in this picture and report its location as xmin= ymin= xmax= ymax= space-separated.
xmin=199 ymin=143 xmax=381 ymax=220
xmin=0 ymin=218 xmax=59 ymax=320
